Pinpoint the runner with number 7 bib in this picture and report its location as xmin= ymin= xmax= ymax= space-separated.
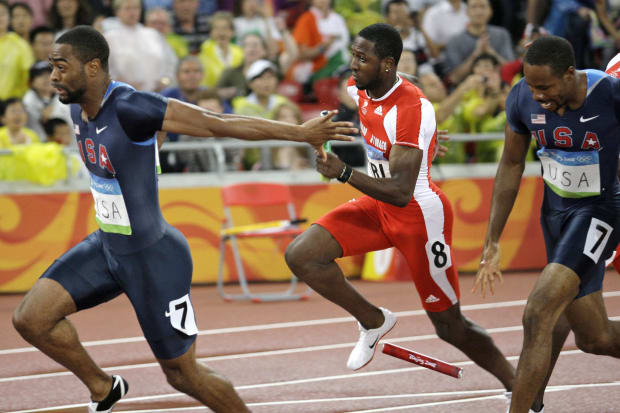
xmin=11 ymin=26 xmax=356 ymax=413
xmin=473 ymin=36 xmax=620 ymax=413
xmin=285 ymin=23 xmax=527 ymax=407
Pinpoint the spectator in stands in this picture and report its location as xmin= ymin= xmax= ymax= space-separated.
xmin=145 ymin=6 xmax=189 ymax=58
xmin=23 ymin=61 xmax=72 ymax=141
xmin=233 ymin=0 xmax=281 ymax=53
xmin=422 ymin=0 xmax=468 ymax=51
xmin=331 ymin=69 xmax=366 ymax=167
xmin=48 ymin=0 xmax=93 ymax=36
xmin=9 ymin=2 xmax=32 ymax=40
xmin=397 ymin=48 xmax=419 ymax=78
xmin=419 ymin=70 xmax=482 ymax=162
xmin=217 ymin=32 xmax=268 ymax=101
xmin=385 ymin=0 xmax=438 ymax=73
xmin=443 ymin=0 xmax=514 ymax=84
xmin=105 ymin=0 xmax=175 ymax=91
xmin=8 ymin=0 xmax=52 ymax=27
xmin=0 ymin=0 xmax=34 ymax=100
xmin=159 ymin=56 xmax=206 ymax=172
xmin=272 ymin=101 xmax=310 ymax=170
xmin=233 ymin=59 xmax=292 ymax=169
xmin=43 ymin=117 xmax=71 ymax=145
xmin=334 ymin=0 xmax=383 ymax=36
xmin=289 ymin=0 xmax=349 ymax=86
xmin=172 ymin=0 xmax=209 ymax=54
xmin=29 ymin=26 xmax=54 ymax=62
xmin=232 ymin=59 xmax=291 ymax=118
xmin=460 ymin=52 xmax=510 ymax=161
xmin=199 ymin=11 xmax=243 ymax=87
xmin=0 ymin=98 xmax=39 ymax=148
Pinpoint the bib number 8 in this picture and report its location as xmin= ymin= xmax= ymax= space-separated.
xmin=425 ymin=237 xmax=452 ymax=274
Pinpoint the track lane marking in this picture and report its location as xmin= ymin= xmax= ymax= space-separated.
xmin=2 ymin=291 xmax=619 ymax=356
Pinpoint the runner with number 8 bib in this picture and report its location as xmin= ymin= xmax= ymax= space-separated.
xmin=286 ymin=23 xmax=525 ymax=407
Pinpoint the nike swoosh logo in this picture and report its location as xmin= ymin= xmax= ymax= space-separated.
xmin=369 ymin=336 xmax=379 ymax=349
xmin=96 ymin=126 xmax=108 ymax=134
xmin=579 ymin=115 xmax=599 ymax=123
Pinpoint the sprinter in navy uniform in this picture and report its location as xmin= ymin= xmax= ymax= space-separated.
xmin=473 ymin=36 xmax=620 ymax=413
xmin=11 ymin=26 xmax=356 ymax=413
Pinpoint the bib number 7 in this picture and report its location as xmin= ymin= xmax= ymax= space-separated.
xmin=165 ymin=294 xmax=198 ymax=336
xmin=583 ymin=217 xmax=613 ymax=263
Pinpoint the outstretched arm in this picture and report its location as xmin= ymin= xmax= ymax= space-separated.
xmin=472 ymin=123 xmax=531 ymax=297
xmin=161 ymin=99 xmax=357 ymax=157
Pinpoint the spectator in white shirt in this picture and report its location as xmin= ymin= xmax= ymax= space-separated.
xmin=422 ymin=0 xmax=468 ymax=49
xmin=22 ymin=61 xmax=73 ymax=141
xmin=105 ymin=0 xmax=175 ymax=91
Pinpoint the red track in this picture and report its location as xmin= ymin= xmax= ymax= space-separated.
xmin=1 ymin=271 xmax=620 ymax=413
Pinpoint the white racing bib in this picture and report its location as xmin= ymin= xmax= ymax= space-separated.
xmin=366 ymin=143 xmax=391 ymax=179
xmin=537 ymin=148 xmax=600 ymax=198
xmin=165 ymin=294 xmax=198 ymax=336
xmin=89 ymin=173 xmax=132 ymax=235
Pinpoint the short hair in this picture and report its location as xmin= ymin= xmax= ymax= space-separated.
xmin=10 ymin=2 xmax=33 ymax=16
xmin=56 ymin=25 xmax=110 ymax=72
xmin=358 ymin=23 xmax=403 ymax=66
xmin=473 ymin=52 xmax=499 ymax=68
xmin=29 ymin=25 xmax=54 ymax=43
xmin=43 ymin=117 xmax=68 ymax=137
xmin=524 ymin=35 xmax=575 ymax=77
xmin=0 ymin=98 xmax=24 ymax=117
xmin=384 ymin=0 xmax=409 ymax=15
xmin=176 ymin=55 xmax=203 ymax=73
xmin=210 ymin=11 xmax=234 ymax=31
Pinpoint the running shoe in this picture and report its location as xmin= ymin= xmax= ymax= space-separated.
xmin=346 ymin=307 xmax=396 ymax=370
xmin=88 ymin=375 xmax=129 ymax=413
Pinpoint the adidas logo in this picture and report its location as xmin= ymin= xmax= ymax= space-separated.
xmin=374 ymin=105 xmax=383 ymax=116
xmin=425 ymin=294 xmax=440 ymax=303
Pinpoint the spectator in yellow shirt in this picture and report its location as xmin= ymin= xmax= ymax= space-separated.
xmin=198 ymin=11 xmax=243 ymax=87
xmin=0 ymin=0 xmax=34 ymax=100
xmin=0 ymin=97 xmax=40 ymax=148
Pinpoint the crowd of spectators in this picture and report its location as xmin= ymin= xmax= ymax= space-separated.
xmin=0 ymin=0 xmax=619 ymax=181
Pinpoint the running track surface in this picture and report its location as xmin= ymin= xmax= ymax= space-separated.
xmin=1 ymin=271 xmax=620 ymax=413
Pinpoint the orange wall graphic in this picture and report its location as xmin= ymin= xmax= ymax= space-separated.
xmin=0 ymin=178 xmax=546 ymax=293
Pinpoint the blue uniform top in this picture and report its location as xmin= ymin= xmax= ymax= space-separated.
xmin=506 ymin=70 xmax=620 ymax=212
xmin=71 ymin=81 xmax=169 ymax=254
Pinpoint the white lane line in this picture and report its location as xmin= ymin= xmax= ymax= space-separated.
xmin=2 ymin=314 xmax=619 ymax=384
xmin=8 ymin=380 xmax=620 ymax=413
xmin=3 ymin=291 xmax=619 ymax=355
xmin=344 ymin=381 xmax=620 ymax=412
xmin=3 ymin=349 xmax=592 ymax=412
xmin=0 ymin=325 xmax=533 ymax=383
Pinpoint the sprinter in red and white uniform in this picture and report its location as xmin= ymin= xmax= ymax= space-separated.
xmin=285 ymin=23 xmax=531 ymax=407
xmin=606 ymin=52 xmax=620 ymax=274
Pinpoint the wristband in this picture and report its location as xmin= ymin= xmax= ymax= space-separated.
xmin=337 ymin=164 xmax=353 ymax=183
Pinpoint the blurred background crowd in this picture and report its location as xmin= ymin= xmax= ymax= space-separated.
xmin=0 ymin=0 xmax=619 ymax=181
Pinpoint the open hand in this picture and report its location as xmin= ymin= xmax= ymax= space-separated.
xmin=472 ymin=242 xmax=503 ymax=298
xmin=301 ymin=110 xmax=357 ymax=160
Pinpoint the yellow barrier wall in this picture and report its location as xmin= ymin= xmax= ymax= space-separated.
xmin=0 ymin=177 xmax=546 ymax=293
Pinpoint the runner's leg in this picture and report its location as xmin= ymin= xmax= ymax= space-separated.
xmin=286 ymin=223 xmax=385 ymax=329
xmin=13 ymin=278 xmax=114 ymax=401
xmin=158 ymin=342 xmax=250 ymax=413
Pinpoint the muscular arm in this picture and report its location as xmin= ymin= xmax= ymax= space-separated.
xmin=318 ymin=144 xmax=422 ymax=207
xmin=482 ymin=124 xmax=531 ymax=250
xmin=161 ymin=98 xmax=356 ymax=148
xmin=349 ymin=145 xmax=422 ymax=207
